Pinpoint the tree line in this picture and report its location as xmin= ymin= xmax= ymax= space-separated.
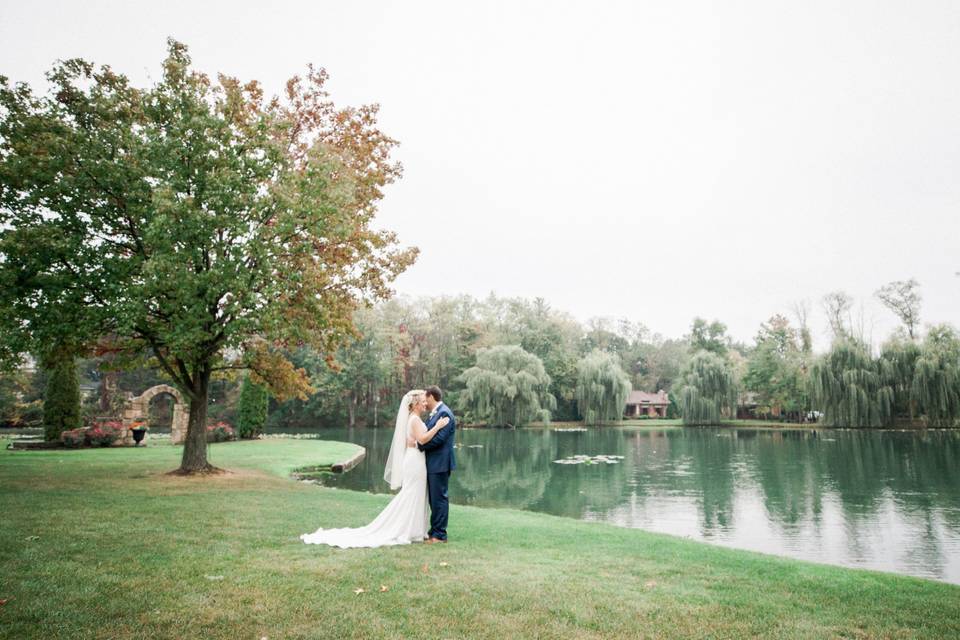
xmin=7 ymin=280 xmax=957 ymax=433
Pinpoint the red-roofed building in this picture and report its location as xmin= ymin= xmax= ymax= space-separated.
xmin=624 ymin=390 xmax=669 ymax=418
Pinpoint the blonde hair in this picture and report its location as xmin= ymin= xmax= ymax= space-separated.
xmin=407 ymin=390 xmax=425 ymax=411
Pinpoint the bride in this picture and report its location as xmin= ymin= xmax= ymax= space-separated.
xmin=300 ymin=390 xmax=450 ymax=548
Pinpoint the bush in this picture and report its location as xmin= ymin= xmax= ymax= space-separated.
xmin=59 ymin=421 xmax=123 ymax=448
xmin=206 ymin=421 xmax=236 ymax=443
xmin=86 ymin=423 xmax=122 ymax=447
xmin=237 ymin=376 xmax=269 ymax=439
xmin=43 ymin=355 xmax=82 ymax=441
xmin=61 ymin=428 xmax=87 ymax=448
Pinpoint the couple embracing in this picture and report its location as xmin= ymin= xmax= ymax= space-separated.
xmin=300 ymin=386 xmax=456 ymax=548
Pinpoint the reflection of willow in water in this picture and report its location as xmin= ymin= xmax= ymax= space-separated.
xmin=818 ymin=430 xmax=960 ymax=528
xmin=746 ymin=430 xmax=826 ymax=529
xmin=746 ymin=429 xmax=960 ymax=578
xmin=452 ymin=429 xmax=554 ymax=510
xmin=695 ymin=429 xmax=960 ymax=538
xmin=610 ymin=430 xmax=738 ymax=534
xmin=575 ymin=428 xmax=960 ymax=544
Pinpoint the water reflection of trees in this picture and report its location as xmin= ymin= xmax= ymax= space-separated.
xmin=453 ymin=429 xmax=555 ymax=510
xmin=611 ymin=429 xmax=738 ymax=534
xmin=583 ymin=428 xmax=960 ymax=545
xmin=712 ymin=429 xmax=960 ymax=544
xmin=823 ymin=430 xmax=960 ymax=529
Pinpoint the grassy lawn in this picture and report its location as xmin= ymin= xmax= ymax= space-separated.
xmin=2 ymin=439 xmax=958 ymax=639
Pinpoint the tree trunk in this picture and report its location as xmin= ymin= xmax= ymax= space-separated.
xmin=177 ymin=364 xmax=215 ymax=474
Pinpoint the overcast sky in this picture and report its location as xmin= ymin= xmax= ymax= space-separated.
xmin=2 ymin=0 xmax=958 ymax=349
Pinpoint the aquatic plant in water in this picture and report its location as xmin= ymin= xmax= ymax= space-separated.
xmin=553 ymin=454 xmax=624 ymax=465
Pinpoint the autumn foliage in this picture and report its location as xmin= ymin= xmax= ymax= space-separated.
xmin=0 ymin=39 xmax=417 ymax=471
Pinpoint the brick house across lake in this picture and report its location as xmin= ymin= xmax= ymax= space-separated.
xmin=625 ymin=390 xmax=669 ymax=418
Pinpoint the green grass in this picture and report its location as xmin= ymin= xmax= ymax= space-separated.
xmin=2 ymin=439 xmax=958 ymax=639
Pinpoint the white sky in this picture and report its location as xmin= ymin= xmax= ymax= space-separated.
xmin=2 ymin=0 xmax=958 ymax=350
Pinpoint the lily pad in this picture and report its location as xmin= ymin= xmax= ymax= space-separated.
xmin=552 ymin=454 xmax=624 ymax=465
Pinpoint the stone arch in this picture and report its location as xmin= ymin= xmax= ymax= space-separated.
xmin=120 ymin=384 xmax=189 ymax=445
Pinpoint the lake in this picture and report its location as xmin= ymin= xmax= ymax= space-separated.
xmin=305 ymin=425 xmax=960 ymax=584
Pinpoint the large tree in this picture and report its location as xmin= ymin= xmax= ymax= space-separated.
xmin=676 ymin=350 xmax=737 ymax=426
xmin=742 ymin=314 xmax=807 ymax=420
xmin=632 ymin=337 xmax=689 ymax=394
xmin=574 ymin=350 xmax=631 ymax=425
xmin=809 ymin=339 xmax=894 ymax=427
xmin=0 ymin=40 xmax=417 ymax=472
xmin=822 ymin=291 xmax=853 ymax=340
xmin=459 ymin=345 xmax=555 ymax=427
xmin=911 ymin=324 xmax=960 ymax=427
xmin=688 ymin=317 xmax=729 ymax=356
xmin=875 ymin=278 xmax=922 ymax=340
xmin=878 ymin=336 xmax=922 ymax=424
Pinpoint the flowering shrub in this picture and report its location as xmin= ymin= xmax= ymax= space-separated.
xmin=59 ymin=421 xmax=125 ymax=447
xmin=206 ymin=422 xmax=236 ymax=443
xmin=87 ymin=424 xmax=122 ymax=447
xmin=61 ymin=428 xmax=87 ymax=448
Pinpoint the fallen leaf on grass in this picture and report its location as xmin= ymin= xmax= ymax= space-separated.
xmin=204 ymin=575 xmax=224 ymax=581
xmin=421 ymin=563 xmax=429 ymax=574
xmin=379 ymin=585 xmax=389 ymax=592
xmin=644 ymin=580 xmax=657 ymax=588
xmin=25 ymin=536 xmax=39 ymax=541
xmin=353 ymin=588 xmax=365 ymax=595
xmin=0 ymin=598 xmax=10 ymax=606
xmin=438 ymin=562 xmax=450 ymax=567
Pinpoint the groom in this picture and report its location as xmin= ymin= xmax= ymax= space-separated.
xmin=418 ymin=385 xmax=456 ymax=543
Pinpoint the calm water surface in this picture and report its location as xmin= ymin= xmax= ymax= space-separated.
xmin=304 ymin=426 xmax=960 ymax=584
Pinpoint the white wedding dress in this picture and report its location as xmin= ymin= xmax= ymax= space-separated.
xmin=300 ymin=393 xmax=429 ymax=548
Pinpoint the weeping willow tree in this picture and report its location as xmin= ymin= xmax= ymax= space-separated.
xmin=809 ymin=339 xmax=894 ymax=427
xmin=879 ymin=337 xmax=922 ymax=424
xmin=459 ymin=345 xmax=556 ymax=427
xmin=911 ymin=325 xmax=960 ymax=427
xmin=575 ymin=350 xmax=631 ymax=425
xmin=676 ymin=350 xmax=736 ymax=426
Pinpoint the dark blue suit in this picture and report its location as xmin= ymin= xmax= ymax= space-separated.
xmin=418 ymin=402 xmax=456 ymax=540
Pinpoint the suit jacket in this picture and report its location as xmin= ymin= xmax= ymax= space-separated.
xmin=418 ymin=402 xmax=456 ymax=473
